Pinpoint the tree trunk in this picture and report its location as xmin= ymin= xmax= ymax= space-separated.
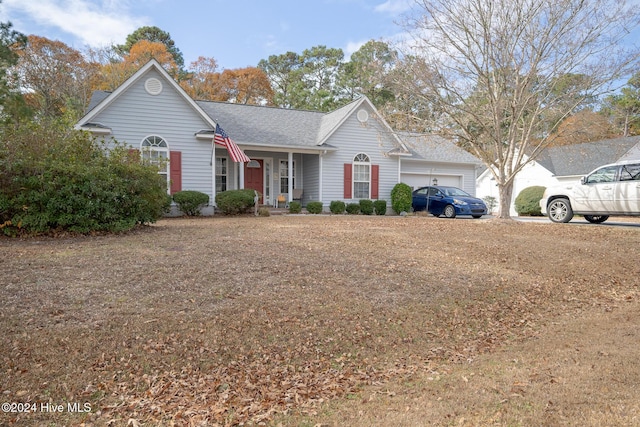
xmin=497 ymin=181 xmax=515 ymax=220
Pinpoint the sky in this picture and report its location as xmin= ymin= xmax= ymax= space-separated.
xmin=0 ymin=0 xmax=414 ymax=69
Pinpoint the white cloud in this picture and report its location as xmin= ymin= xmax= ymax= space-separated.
xmin=2 ymin=0 xmax=146 ymax=46
xmin=373 ymin=0 xmax=413 ymax=15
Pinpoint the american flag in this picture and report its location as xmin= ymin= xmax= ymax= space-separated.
xmin=214 ymin=124 xmax=250 ymax=163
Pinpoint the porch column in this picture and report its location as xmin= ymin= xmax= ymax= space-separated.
xmin=211 ymin=141 xmax=216 ymax=206
xmin=319 ymin=152 xmax=324 ymax=204
xmin=288 ymin=151 xmax=293 ymax=202
xmin=239 ymin=161 xmax=245 ymax=189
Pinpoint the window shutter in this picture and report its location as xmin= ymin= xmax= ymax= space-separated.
xmin=344 ymin=163 xmax=352 ymax=199
xmin=127 ymin=148 xmax=140 ymax=162
xmin=371 ymin=164 xmax=379 ymax=199
xmin=170 ymin=151 xmax=182 ymax=194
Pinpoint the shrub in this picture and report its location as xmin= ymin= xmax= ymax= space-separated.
xmin=391 ymin=183 xmax=412 ymax=214
xmin=483 ymin=196 xmax=497 ymax=213
xmin=215 ymin=189 xmax=256 ymax=215
xmin=0 ymin=120 xmax=168 ymax=235
xmin=346 ymin=203 xmax=361 ymax=214
xmin=515 ymin=186 xmax=546 ymax=216
xmin=258 ymin=207 xmax=270 ymax=217
xmin=288 ymin=201 xmax=302 ymax=214
xmin=306 ymin=201 xmax=323 ymax=214
xmin=373 ymin=200 xmax=387 ymax=215
xmin=359 ymin=199 xmax=374 ymax=215
xmin=172 ymin=190 xmax=209 ymax=216
xmin=329 ymin=200 xmax=346 ymax=214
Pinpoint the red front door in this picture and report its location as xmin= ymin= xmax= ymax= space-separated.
xmin=244 ymin=159 xmax=264 ymax=203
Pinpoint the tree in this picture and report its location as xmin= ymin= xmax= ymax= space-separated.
xmin=14 ymin=35 xmax=96 ymax=119
xmin=602 ymin=72 xmax=640 ymax=137
xmin=258 ymin=51 xmax=306 ymax=109
xmin=180 ymin=56 xmax=219 ymax=100
xmin=338 ymin=40 xmax=397 ymax=108
xmin=211 ymin=67 xmax=273 ymax=105
xmin=0 ymin=13 xmax=28 ymax=122
xmin=549 ymin=110 xmax=616 ymax=146
xmin=259 ymin=46 xmax=345 ymax=111
xmin=398 ymin=0 xmax=640 ymax=219
xmin=95 ymin=40 xmax=178 ymax=91
xmin=116 ymin=26 xmax=184 ymax=68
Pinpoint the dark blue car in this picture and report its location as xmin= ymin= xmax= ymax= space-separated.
xmin=412 ymin=186 xmax=487 ymax=218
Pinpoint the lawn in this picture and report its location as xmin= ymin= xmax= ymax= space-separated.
xmin=1 ymin=215 xmax=639 ymax=426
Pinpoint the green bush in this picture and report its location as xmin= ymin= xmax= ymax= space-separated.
xmin=329 ymin=200 xmax=346 ymax=214
xmin=288 ymin=201 xmax=302 ymax=214
xmin=346 ymin=203 xmax=361 ymax=214
xmin=359 ymin=199 xmax=374 ymax=215
xmin=373 ymin=200 xmax=387 ymax=215
xmin=172 ymin=190 xmax=209 ymax=216
xmin=391 ymin=183 xmax=412 ymax=214
xmin=215 ymin=189 xmax=256 ymax=215
xmin=515 ymin=186 xmax=546 ymax=216
xmin=306 ymin=201 xmax=323 ymax=214
xmin=0 ymin=120 xmax=169 ymax=235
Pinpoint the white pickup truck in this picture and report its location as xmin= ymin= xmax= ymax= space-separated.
xmin=540 ymin=160 xmax=640 ymax=223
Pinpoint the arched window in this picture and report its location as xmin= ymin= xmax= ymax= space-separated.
xmin=141 ymin=135 xmax=170 ymax=188
xmin=353 ymin=153 xmax=371 ymax=199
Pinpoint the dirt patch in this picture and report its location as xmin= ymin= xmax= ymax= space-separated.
xmin=1 ymin=215 xmax=638 ymax=426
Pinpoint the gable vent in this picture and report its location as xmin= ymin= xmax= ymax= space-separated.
xmin=357 ymin=109 xmax=369 ymax=123
xmin=145 ymin=78 xmax=163 ymax=95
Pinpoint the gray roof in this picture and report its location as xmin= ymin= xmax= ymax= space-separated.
xmin=197 ymin=100 xmax=328 ymax=148
xmin=536 ymin=136 xmax=640 ymax=176
xmin=399 ymin=133 xmax=483 ymax=164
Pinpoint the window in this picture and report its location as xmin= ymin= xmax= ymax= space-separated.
xmin=279 ymin=160 xmax=295 ymax=193
xmin=620 ymin=164 xmax=640 ymax=181
xmin=353 ymin=153 xmax=370 ymax=199
xmin=141 ymin=135 xmax=169 ymax=188
xmin=585 ymin=165 xmax=618 ymax=184
xmin=216 ymin=157 xmax=227 ymax=192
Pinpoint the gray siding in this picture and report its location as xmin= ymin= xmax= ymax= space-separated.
xmin=94 ymin=69 xmax=215 ymax=199
xmin=302 ymin=153 xmax=320 ymax=203
xmin=321 ymin=105 xmax=400 ymax=204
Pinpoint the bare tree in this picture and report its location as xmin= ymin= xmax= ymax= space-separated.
xmin=397 ymin=0 xmax=640 ymax=219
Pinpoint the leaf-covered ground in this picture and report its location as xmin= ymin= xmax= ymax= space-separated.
xmin=1 ymin=215 xmax=639 ymax=426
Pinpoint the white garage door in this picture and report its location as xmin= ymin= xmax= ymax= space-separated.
xmin=401 ymin=173 xmax=462 ymax=190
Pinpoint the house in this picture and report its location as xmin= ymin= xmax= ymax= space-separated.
xmin=476 ymin=136 xmax=640 ymax=215
xmin=76 ymin=59 xmax=482 ymax=213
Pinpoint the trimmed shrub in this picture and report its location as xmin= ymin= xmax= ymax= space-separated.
xmin=306 ymin=201 xmax=323 ymax=214
xmin=391 ymin=183 xmax=412 ymax=214
xmin=215 ymin=189 xmax=256 ymax=215
xmin=258 ymin=207 xmax=270 ymax=217
xmin=329 ymin=200 xmax=346 ymax=214
xmin=0 ymin=121 xmax=169 ymax=235
xmin=515 ymin=186 xmax=546 ymax=216
xmin=346 ymin=203 xmax=361 ymax=214
xmin=173 ymin=190 xmax=209 ymax=216
xmin=359 ymin=199 xmax=374 ymax=215
xmin=288 ymin=201 xmax=302 ymax=214
xmin=373 ymin=200 xmax=387 ymax=215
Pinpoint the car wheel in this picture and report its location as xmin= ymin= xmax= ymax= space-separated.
xmin=584 ymin=215 xmax=609 ymax=224
xmin=443 ymin=204 xmax=456 ymax=218
xmin=548 ymin=198 xmax=573 ymax=223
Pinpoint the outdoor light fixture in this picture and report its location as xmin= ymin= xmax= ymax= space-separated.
xmin=432 ymin=178 xmax=438 ymax=186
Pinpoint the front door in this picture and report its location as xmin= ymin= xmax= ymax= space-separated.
xmin=244 ymin=159 xmax=264 ymax=203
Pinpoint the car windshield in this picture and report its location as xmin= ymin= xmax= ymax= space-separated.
xmin=441 ymin=187 xmax=471 ymax=197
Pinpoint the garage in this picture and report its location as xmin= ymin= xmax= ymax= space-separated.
xmin=401 ymin=173 xmax=462 ymax=190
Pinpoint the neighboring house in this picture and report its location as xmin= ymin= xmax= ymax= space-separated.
xmin=76 ymin=60 xmax=482 ymax=212
xmin=476 ymin=136 xmax=640 ymax=215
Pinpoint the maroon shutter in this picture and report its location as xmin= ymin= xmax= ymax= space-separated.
xmin=169 ymin=151 xmax=182 ymax=194
xmin=344 ymin=163 xmax=352 ymax=199
xmin=371 ymin=164 xmax=379 ymax=199
xmin=127 ymin=148 xmax=140 ymax=162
